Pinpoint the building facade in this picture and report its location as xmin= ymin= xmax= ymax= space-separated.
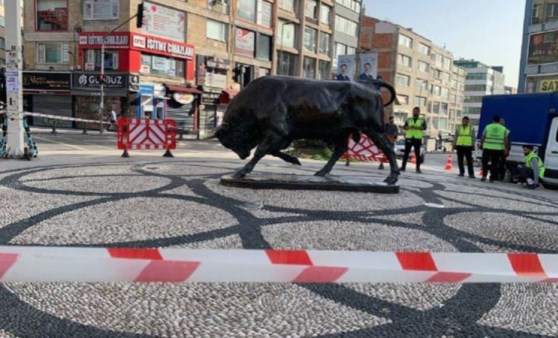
xmin=0 ymin=0 xmax=5 ymax=67
xmin=359 ymin=16 xmax=465 ymax=140
xmin=453 ymin=59 xmax=505 ymax=127
xmin=332 ymin=0 xmax=360 ymax=76
xmin=21 ymin=0 xmax=336 ymax=136
xmin=519 ymin=0 xmax=558 ymax=93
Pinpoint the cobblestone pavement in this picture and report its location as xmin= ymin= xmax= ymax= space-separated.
xmin=0 ymin=151 xmax=557 ymax=337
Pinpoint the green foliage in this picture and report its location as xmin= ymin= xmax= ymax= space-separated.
xmin=287 ymin=139 xmax=334 ymax=161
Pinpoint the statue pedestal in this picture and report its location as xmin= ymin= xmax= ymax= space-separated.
xmin=220 ymin=173 xmax=399 ymax=194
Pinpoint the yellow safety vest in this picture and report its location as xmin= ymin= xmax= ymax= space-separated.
xmin=525 ymin=151 xmax=545 ymax=179
xmin=483 ymin=123 xmax=506 ymax=150
xmin=456 ymin=125 xmax=473 ymax=146
xmin=405 ymin=118 xmax=424 ymax=139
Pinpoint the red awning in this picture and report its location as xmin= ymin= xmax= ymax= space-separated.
xmin=165 ymin=84 xmax=203 ymax=95
xmin=219 ymin=89 xmax=240 ymax=104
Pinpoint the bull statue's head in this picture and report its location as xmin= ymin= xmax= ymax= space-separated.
xmin=216 ymin=121 xmax=257 ymax=160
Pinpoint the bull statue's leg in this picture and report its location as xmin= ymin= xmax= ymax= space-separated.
xmin=366 ymin=132 xmax=399 ymax=185
xmin=233 ymin=133 xmax=284 ymax=179
xmin=271 ymin=151 xmax=301 ymax=165
xmin=315 ymin=137 xmax=348 ymax=177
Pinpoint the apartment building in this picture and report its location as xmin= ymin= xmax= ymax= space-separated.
xmin=519 ymin=0 xmax=558 ymax=93
xmin=453 ymin=59 xmax=505 ymax=127
xmin=359 ymin=16 xmax=465 ymax=140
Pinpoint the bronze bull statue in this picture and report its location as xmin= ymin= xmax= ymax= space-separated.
xmin=216 ymin=76 xmax=399 ymax=185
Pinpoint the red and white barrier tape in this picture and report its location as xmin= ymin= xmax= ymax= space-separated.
xmin=0 ymin=247 xmax=556 ymax=283
xmin=0 ymin=110 xmax=109 ymax=125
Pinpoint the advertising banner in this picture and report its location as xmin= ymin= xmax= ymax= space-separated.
xmin=143 ymin=1 xmax=186 ymax=42
xmin=336 ymin=55 xmax=356 ymax=81
xmin=528 ymin=30 xmax=558 ymax=65
xmin=235 ymin=28 xmax=255 ymax=58
xmin=539 ymin=77 xmax=558 ymax=92
xmin=358 ymin=52 xmax=378 ymax=80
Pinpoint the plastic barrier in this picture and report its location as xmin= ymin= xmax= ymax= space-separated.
xmin=0 ymin=247 xmax=556 ymax=283
xmin=117 ymin=118 xmax=177 ymax=158
xmin=343 ymin=134 xmax=388 ymax=163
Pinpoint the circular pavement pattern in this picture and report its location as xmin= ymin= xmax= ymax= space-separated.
xmin=0 ymin=159 xmax=557 ymax=337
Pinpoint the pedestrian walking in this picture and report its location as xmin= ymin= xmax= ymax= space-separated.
xmin=516 ymin=145 xmax=545 ymax=189
xmin=480 ymin=114 xmax=509 ymax=182
xmin=453 ymin=116 xmax=476 ymax=178
xmin=400 ymin=107 xmax=426 ymax=173
xmin=379 ymin=115 xmax=398 ymax=170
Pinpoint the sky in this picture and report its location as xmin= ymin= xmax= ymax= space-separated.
xmin=364 ymin=0 xmax=525 ymax=87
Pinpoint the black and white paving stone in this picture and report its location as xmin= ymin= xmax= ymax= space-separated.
xmin=0 ymin=157 xmax=557 ymax=337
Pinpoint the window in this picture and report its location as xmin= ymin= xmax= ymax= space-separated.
xmin=279 ymin=0 xmax=296 ymax=12
xmin=256 ymin=34 xmax=272 ymax=61
xmin=83 ymin=0 xmax=119 ymax=20
xmin=398 ymin=95 xmax=409 ymax=105
xmin=441 ymin=87 xmax=449 ymax=99
xmin=257 ymin=0 xmax=272 ymax=27
xmin=335 ymin=15 xmax=358 ymax=36
xmin=532 ymin=4 xmax=541 ymax=24
xmin=335 ymin=0 xmax=360 ymax=13
xmin=415 ymin=79 xmax=428 ymax=90
xmin=346 ymin=46 xmax=356 ymax=55
xmin=85 ymin=49 xmax=119 ymax=70
xmin=303 ymin=57 xmax=316 ymax=79
xmin=443 ymin=57 xmax=451 ymax=70
xmin=318 ymin=60 xmax=330 ymax=80
xmin=466 ymin=73 xmax=488 ymax=80
xmin=432 ymin=85 xmax=441 ymax=96
xmin=440 ymin=72 xmax=450 ymax=82
xmin=320 ymin=5 xmax=331 ymax=25
xmin=318 ymin=32 xmax=330 ymax=55
xmin=415 ymin=96 xmax=427 ymax=107
xmin=465 ymin=84 xmax=488 ymax=91
xmin=303 ymin=27 xmax=317 ymax=52
xmin=397 ymin=54 xmax=412 ymax=67
xmin=418 ymin=43 xmax=430 ymax=55
xmin=395 ymin=74 xmax=410 ymax=87
xmin=238 ymin=0 xmax=257 ymax=22
xmin=398 ymin=34 xmax=412 ymax=48
xmin=548 ymin=3 xmax=558 ymax=18
xmin=37 ymin=42 xmax=69 ymax=64
xmin=278 ymin=21 xmax=296 ymax=48
xmin=0 ymin=16 xmax=4 ymax=28
xmin=141 ymin=54 xmax=185 ymax=77
xmin=207 ymin=20 xmax=227 ymax=41
xmin=0 ymin=38 xmax=4 ymax=50
xmin=335 ymin=42 xmax=346 ymax=58
xmin=277 ymin=51 xmax=296 ymax=76
xmin=434 ymin=54 xmax=443 ymax=67
xmin=418 ymin=61 xmax=429 ymax=73
xmin=36 ymin=0 xmax=68 ymax=31
xmin=305 ymin=0 xmax=317 ymax=19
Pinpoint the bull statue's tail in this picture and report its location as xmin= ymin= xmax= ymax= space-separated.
xmin=378 ymin=81 xmax=396 ymax=107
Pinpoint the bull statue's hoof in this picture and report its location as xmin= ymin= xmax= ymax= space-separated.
xmin=383 ymin=175 xmax=398 ymax=185
xmin=233 ymin=170 xmax=248 ymax=179
xmin=314 ymin=170 xmax=327 ymax=177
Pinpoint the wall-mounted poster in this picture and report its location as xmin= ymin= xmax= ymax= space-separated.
xmin=235 ymin=28 xmax=255 ymax=58
xmin=143 ymin=1 xmax=186 ymax=42
xmin=336 ymin=55 xmax=356 ymax=81
xmin=358 ymin=52 xmax=378 ymax=80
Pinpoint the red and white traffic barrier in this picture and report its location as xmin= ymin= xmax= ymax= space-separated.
xmin=117 ymin=118 xmax=177 ymax=156
xmin=0 ymin=247 xmax=556 ymax=283
xmin=343 ymin=134 xmax=388 ymax=163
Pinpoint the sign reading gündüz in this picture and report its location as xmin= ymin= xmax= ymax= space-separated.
xmin=72 ymin=73 xmax=129 ymax=90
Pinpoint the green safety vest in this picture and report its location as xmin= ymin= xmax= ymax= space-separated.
xmin=405 ymin=118 xmax=424 ymax=139
xmin=483 ymin=123 xmax=506 ymax=150
xmin=456 ymin=125 xmax=473 ymax=146
xmin=525 ymin=151 xmax=545 ymax=179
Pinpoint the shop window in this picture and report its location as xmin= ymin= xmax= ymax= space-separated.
xmin=256 ymin=34 xmax=272 ymax=61
xmin=36 ymin=0 xmax=68 ymax=31
xmin=37 ymin=42 xmax=69 ymax=64
xmin=207 ymin=20 xmax=227 ymax=42
xmin=141 ymin=54 xmax=185 ymax=78
xmin=83 ymin=0 xmax=119 ymax=20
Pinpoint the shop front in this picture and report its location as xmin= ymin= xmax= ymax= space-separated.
xmin=22 ymin=71 xmax=72 ymax=128
xmin=196 ymin=55 xmax=231 ymax=135
xmin=71 ymin=72 xmax=139 ymax=129
xmin=165 ymin=84 xmax=202 ymax=139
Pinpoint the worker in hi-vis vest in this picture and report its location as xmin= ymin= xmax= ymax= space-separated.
xmin=517 ymin=145 xmax=545 ymax=189
xmin=480 ymin=114 xmax=509 ymax=182
xmin=400 ymin=106 xmax=426 ymax=173
xmin=452 ymin=116 xmax=476 ymax=178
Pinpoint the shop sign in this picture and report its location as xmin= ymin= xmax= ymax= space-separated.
xmin=23 ymin=72 xmax=71 ymax=91
xmin=78 ymin=32 xmax=130 ymax=48
xmin=539 ymin=78 xmax=558 ymax=92
xmin=132 ymin=33 xmax=194 ymax=59
xmin=173 ymin=93 xmax=194 ymax=104
xmin=72 ymin=72 xmax=130 ymax=90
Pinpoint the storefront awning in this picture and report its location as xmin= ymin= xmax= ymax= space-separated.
xmin=219 ymin=89 xmax=240 ymax=104
xmin=165 ymin=84 xmax=203 ymax=95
